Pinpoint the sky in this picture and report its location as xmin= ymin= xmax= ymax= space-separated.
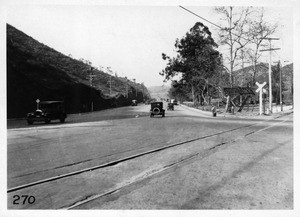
xmin=3 ymin=1 xmax=296 ymax=88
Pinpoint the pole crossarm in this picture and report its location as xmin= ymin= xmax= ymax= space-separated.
xmin=260 ymin=37 xmax=280 ymax=40
xmin=259 ymin=48 xmax=281 ymax=52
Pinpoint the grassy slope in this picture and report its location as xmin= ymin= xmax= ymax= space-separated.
xmin=7 ymin=24 xmax=150 ymax=118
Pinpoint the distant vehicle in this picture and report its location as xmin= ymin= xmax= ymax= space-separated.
xmin=170 ymin=99 xmax=178 ymax=105
xmin=150 ymin=102 xmax=165 ymax=118
xmin=167 ymin=103 xmax=174 ymax=111
xmin=27 ymin=101 xmax=67 ymax=125
xmin=131 ymin=100 xmax=138 ymax=106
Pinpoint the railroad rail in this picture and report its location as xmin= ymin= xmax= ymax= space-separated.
xmin=7 ymin=114 xmax=292 ymax=209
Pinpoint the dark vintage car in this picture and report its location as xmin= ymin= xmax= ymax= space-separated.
xmin=131 ymin=100 xmax=138 ymax=106
xmin=171 ymin=99 xmax=178 ymax=105
xmin=27 ymin=101 xmax=67 ymax=125
xmin=167 ymin=103 xmax=174 ymax=111
xmin=150 ymin=102 xmax=165 ymax=117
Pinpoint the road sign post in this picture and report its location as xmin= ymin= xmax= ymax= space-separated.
xmin=256 ymin=82 xmax=266 ymax=115
xmin=36 ymin=99 xmax=40 ymax=110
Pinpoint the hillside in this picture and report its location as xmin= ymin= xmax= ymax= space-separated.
xmin=7 ymin=24 xmax=150 ymax=118
xmin=233 ymin=62 xmax=293 ymax=102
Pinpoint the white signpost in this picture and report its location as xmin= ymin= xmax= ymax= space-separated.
xmin=255 ymin=82 xmax=266 ymax=115
xmin=36 ymin=99 xmax=40 ymax=110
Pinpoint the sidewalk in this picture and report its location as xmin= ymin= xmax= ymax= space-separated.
xmin=228 ymin=105 xmax=293 ymax=120
xmin=180 ymin=103 xmax=293 ymax=120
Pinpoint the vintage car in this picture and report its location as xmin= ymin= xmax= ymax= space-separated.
xmin=167 ymin=102 xmax=174 ymax=111
xmin=26 ymin=101 xmax=67 ymax=125
xmin=171 ymin=99 xmax=178 ymax=105
xmin=150 ymin=102 xmax=165 ymax=117
xmin=131 ymin=100 xmax=138 ymax=106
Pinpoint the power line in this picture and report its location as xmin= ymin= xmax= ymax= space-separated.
xmin=274 ymin=50 xmax=291 ymax=65
xmin=179 ymin=5 xmax=276 ymax=45
xmin=179 ymin=6 xmax=249 ymax=41
xmin=179 ymin=6 xmax=223 ymax=30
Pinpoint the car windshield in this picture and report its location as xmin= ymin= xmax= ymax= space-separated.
xmin=151 ymin=102 xmax=162 ymax=108
xmin=40 ymin=103 xmax=62 ymax=110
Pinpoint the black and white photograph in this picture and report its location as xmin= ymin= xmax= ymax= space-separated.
xmin=1 ymin=0 xmax=299 ymax=216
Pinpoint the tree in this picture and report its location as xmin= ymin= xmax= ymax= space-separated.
xmin=168 ymin=80 xmax=190 ymax=102
xmin=160 ymin=22 xmax=222 ymax=104
xmin=214 ymin=6 xmax=253 ymax=86
xmin=245 ymin=8 xmax=278 ymax=86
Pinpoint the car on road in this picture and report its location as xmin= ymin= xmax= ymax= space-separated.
xmin=131 ymin=100 xmax=138 ymax=106
xmin=26 ymin=101 xmax=67 ymax=125
xmin=150 ymin=102 xmax=165 ymax=117
xmin=167 ymin=103 xmax=174 ymax=111
xmin=170 ymin=99 xmax=178 ymax=105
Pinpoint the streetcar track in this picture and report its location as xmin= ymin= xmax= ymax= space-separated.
xmin=62 ymin=153 xmax=201 ymax=209
xmin=7 ymin=115 xmax=290 ymax=193
xmin=64 ymin=118 xmax=290 ymax=209
xmin=7 ymin=123 xmax=255 ymax=193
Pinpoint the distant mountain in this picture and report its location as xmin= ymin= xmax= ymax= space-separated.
xmin=233 ymin=62 xmax=293 ymax=102
xmin=147 ymin=85 xmax=170 ymax=99
xmin=7 ymin=24 xmax=150 ymax=118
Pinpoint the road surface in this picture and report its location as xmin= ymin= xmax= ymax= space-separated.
xmin=7 ymin=103 xmax=293 ymax=209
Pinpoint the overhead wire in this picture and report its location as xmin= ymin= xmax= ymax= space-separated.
xmin=179 ymin=6 xmax=223 ymax=30
xmin=179 ymin=5 xmax=276 ymax=46
xmin=274 ymin=50 xmax=291 ymax=65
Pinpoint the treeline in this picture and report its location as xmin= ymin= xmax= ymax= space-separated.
xmin=160 ymin=7 xmax=293 ymax=108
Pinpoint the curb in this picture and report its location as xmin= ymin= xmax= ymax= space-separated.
xmin=179 ymin=104 xmax=213 ymax=117
xmin=179 ymin=104 xmax=293 ymax=120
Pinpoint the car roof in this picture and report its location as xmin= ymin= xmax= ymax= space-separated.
xmin=151 ymin=101 xmax=163 ymax=104
xmin=40 ymin=101 xmax=63 ymax=104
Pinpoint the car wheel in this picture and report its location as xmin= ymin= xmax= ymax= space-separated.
xmin=60 ymin=118 xmax=65 ymax=123
xmin=27 ymin=120 xmax=33 ymax=125
xmin=153 ymin=107 xmax=160 ymax=115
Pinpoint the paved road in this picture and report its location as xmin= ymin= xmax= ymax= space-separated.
xmin=7 ymin=103 xmax=293 ymax=209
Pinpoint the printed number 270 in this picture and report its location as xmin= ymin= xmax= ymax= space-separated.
xmin=13 ymin=195 xmax=35 ymax=205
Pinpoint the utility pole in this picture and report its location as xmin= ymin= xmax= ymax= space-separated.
xmin=241 ymin=49 xmax=245 ymax=87
xmin=279 ymin=61 xmax=282 ymax=111
xmin=260 ymin=37 xmax=280 ymax=114
xmin=106 ymin=67 xmax=113 ymax=97
xmin=133 ymin=79 xmax=137 ymax=98
xmin=109 ymin=75 xmax=112 ymax=96
xmin=87 ymin=67 xmax=96 ymax=112
xmin=88 ymin=67 xmax=96 ymax=87
xmin=274 ymin=60 xmax=283 ymax=111
xmin=125 ymin=77 xmax=128 ymax=98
